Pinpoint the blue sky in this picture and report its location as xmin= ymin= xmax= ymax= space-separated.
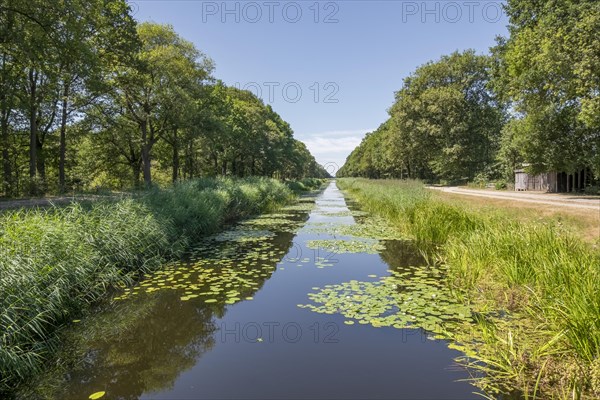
xmin=130 ymin=0 xmax=509 ymax=174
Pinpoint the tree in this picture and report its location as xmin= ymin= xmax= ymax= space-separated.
xmin=0 ymin=0 xmax=140 ymax=195
xmin=493 ymin=0 xmax=600 ymax=177
xmin=391 ymin=50 xmax=504 ymax=182
xmin=56 ymin=0 xmax=140 ymax=192
xmin=110 ymin=22 xmax=213 ymax=186
xmin=0 ymin=8 xmax=323 ymax=197
xmin=340 ymin=51 xmax=505 ymax=182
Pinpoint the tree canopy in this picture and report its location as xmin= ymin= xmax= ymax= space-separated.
xmin=338 ymin=50 xmax=505 ymax=182
xmin=492 ymin=0 xmax=600 ymax=177
xmin=340 ymin=0 xmax=599 ymax=185
xmin=0 ymin=1 xmax=327 ymax=197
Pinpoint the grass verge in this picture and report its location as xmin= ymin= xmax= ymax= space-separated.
xmin=433 ymin=191 xmax=600 ymax=245
xmin=0 ymin=177 xmax=306 ymax=396
xmin=338 ymin=178 xmax=600 ymax=399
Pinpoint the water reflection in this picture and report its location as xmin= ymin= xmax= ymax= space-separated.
xmin=379 ymin=239 xmax=428 ymax=270
xmin=27 ymin=200 xmax=313 ymax=400
xmin=59 ymin=294 xmax=217 ymax=400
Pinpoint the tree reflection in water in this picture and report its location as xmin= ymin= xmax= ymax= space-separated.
xmin=27 ymin=209 xmax=308 ymax=400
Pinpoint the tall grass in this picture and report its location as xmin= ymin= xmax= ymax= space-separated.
xmin=338 ymin=179 xmax=482 ymax=246
xmin=143 ymin=177 xmax=295 ymax=243
xmin=338 ymin=178 xmax=600 ymax=398
xmin=285 ymin=178 xmax=327 ymax=193
xmin=0 ymin=177 xmax=296 ymax=395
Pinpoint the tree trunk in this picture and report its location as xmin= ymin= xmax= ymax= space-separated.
xmin=1 ymin=54 xmax=12 ymax=196
xmin=132 ymin=161 xmax=141 ymax=188
xmin=237 ymin=156 xmax=242 ymax=177
xmin=36 ymin=137 xmax=45 ymax=181
xmin=1 ymin=104 xmax=11 ymax=197
xmin=172 ymin=129 xmax=179 ymax=183
xmin=184 ymin=140 xmax=193 ymax=179
xmin=140 ymin=120 xmax=152 ymax=186
xmin=58 ymin=81 xmax=70 ymax=193
xmin=28 ymin=69 xmax=37 ymax=181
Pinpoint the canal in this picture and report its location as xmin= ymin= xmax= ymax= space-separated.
xmin=34 ymin=181 xmax=480 ymax=399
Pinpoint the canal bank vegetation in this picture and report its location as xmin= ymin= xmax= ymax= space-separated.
xmin=337 ymin=0 xmax=600 ymax=190
xmin=434 ymin=191 xmax=600 ymax=246
xmin=338 ymin=178 xmax=600 ymax=399
xmin=0 ymin=176 xmax=325 ymax=396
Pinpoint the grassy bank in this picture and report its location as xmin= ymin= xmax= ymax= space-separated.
xmin=285 ymin=178 xmax=327 ymax=193
xmin=0 ymin=177 xmax=313 ymax=395
xmin=434 ymin=191 xmax=600 ymax=246
xmin=338 ymin=178 xmax=600 ymax=399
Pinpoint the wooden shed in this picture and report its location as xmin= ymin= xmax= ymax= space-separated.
xmin=515 ymin=167 xmax=592 ymax=193
xmin=514 ymin=169 xmax=557 ymax=191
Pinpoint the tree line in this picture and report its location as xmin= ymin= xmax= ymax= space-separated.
xmin=338 ymin=0 xmax=599 ymax=186
xmin=0 ymin=0 xmax=328 ymax=197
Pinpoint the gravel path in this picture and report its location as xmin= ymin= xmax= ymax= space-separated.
xmin=429 ymin=187 xmax=600 ymax=211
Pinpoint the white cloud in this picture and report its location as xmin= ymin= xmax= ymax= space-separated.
xmin=303 ymin=129 xmax=374 ymax=139
xmin=303 ymin=136 xmax=362 ymax=155
xmin=297 ymin=128 xmax=373 ymax=176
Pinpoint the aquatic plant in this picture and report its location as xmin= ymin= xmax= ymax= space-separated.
xmin=306 ymin=239 xmax=384 ymax=255
xmin=299 ymin=265 xmax=473 ymax=335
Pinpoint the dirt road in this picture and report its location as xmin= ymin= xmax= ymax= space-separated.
xmin=429 ymin=187 xmax=600 ymax=211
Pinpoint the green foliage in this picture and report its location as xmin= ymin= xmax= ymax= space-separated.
xmin=472 ymin=172 xmax=489 ymax=188
xmin=285 ymin=178 xmax=325 ymax=193
xmin=492 ymin=0 xmax=600 ymax=177
xmin=340 ymin=1 xmax=600 ymax=187
xmin=0 ymin=200 xmax=168 ymax=391
xmin=0 ymin=177 xmax=295 ymax=395
xmin=0 ymin=7 xmax=326 ymax=198
xmin=337 ymin=178 xmax=472 ymax=246
xmin=494 ymin=180 xmax=507 ymax=190
xmin=338 ymin=51 xmax=505 ymax=183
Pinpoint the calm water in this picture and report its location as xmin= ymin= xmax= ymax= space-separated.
xmin=39 ymin=182 xmax=481 ymax=399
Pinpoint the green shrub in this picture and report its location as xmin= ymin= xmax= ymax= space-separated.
xmin=286 ymin=178 xmax=325 ymax=193
xmin=494 ymin=180 xmax=507 ymax=190
xmin=584 ymin=185 xmax=600 ymax=195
